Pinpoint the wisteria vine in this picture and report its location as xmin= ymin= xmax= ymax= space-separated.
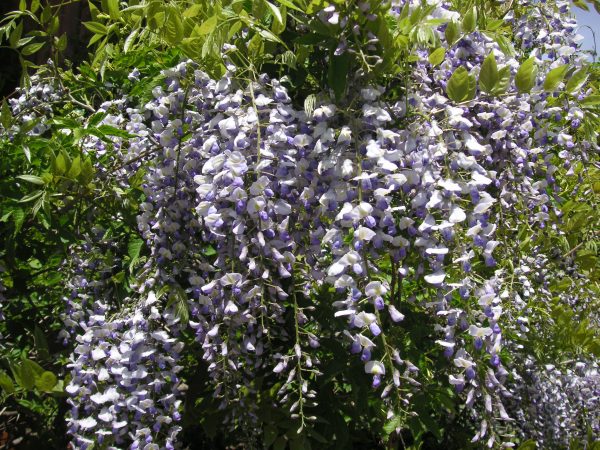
xmin=2 ymin=0 xmax=598 ymax=448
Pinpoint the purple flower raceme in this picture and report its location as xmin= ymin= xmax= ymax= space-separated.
xmin=47 ymin=0 xmax=598 ymax=447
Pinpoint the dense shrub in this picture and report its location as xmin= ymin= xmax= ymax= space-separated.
xmin=0 ymin=0 xmax=599 ymax=449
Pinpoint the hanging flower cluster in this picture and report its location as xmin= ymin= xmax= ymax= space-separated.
xmin=6 ymin=72 xmax=63 ymax=137
xmin=509 ymin=359 xmax=600 ymax=446
xmin=60 ymin=236 xmax=185 ymax=450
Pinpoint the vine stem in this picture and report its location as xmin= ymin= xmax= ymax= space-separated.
xmin=291 ymin=266 xmax=306 ymax=434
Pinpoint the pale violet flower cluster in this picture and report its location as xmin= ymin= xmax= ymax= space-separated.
xmin=65 ymin=291 xmax=184 ymax=450
xmin=387 ymin=0 xmax=596 ymax=444
xmin=60 ymin=236 xmax=185 ymax=450
xmin=53 ymin=0 xmax=598 ymax=448
xmin=508 ymin=360 xmax=600 ymax=446
xmin=5 ymin=72 xmax=63 ymax=137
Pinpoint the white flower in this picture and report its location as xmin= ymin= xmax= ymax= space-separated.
xmin=365 ymin=361 xmax=385 ymax=375
xmin=355 ymin=226 xmax=376 ymax=241
xmin=388 ymin=305 xmax=405 ymax=322
xmin=78 ymin=417 xmax=98 ymax=429
xmin=91 ymin=348 xmax=106 ymax=361
xmin=220 ymin=273 xmax=242 ymax=286
xmin=274 ymin=200 xmax=292 ymax=215
xmin=449 ymin=205 xmax=466 ymax=223
xmin=353 ymin=312 xmax=376 ymax=328
xmin=202 ymin=153 xmax=226 ymax=173
xmin=334 ymin=274 xmax=355 ymax=289
xmin=474 ymin=192 xmax=496 ymax=214
xmin=327 ymin=251 xmax=361 ymax=277
xmin=337 ymin=126 xmax=352 ymax=144
xmin=363 ymin=104 xmax=391 ymax=122
xmin=357 ymin=334 xmax=376 ymax=349
xmin=352 ymin=202 xmax=374 ymax=219
xmin=224 ymin=150 xmax=248 ymax=175
xmin=247 ymin=196 xmax=266 ymax=214
xmin=365 ymin=281 xmax=387 ymax=297
xmin=224 ymin=301 xmax=239 ymax=315
xmin=249 ymin=176 xmax=270 ymax=195
xmin=90 ymin=387 xmax=119 ymax=404
xmin=463 ymin=132 xmax=487 ymax=154
xmin=424 ymin=270 xmax=446 ymax=285
xmin=425 ymin=246 xmax=449 ymax=255
xmin=468 ymin=325 xmax=493 ymax=338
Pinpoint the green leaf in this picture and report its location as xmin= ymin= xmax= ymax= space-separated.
xmin=517 ymin=440 xmax=537 ymax=450
xmin=383 ymin=415 xmax=402 ymax=436
xmin=264 ymin=426 xmax=278 ymax=447
xmin=257 ymin=27 xmax=285 ymax=44
xmin=309 ymin=429 xmax=327 ymax=444
xmin=15 ymin=360 xmax=38 ymax=390
xmin=128 ymin=237 xmax=144 ymax=260
xmin=0 ymin=371 xmax=15 ymax=394
xmin=543 ymin=64 xmax=569 ymax=91
xmin=565 ymin=68 xmax=589 ymax=94
xmin=492 ymin=65 xmax=511 ymax=95
xmin=279 ymin=50 xmax=296 ymax=69
xmin=22 ymin=359 xmax=45 ymax=377
xmin=445 ymin=20 xmax=460 ymax=46
xmin=77 ymin=158 xmax=94 ymax=186
xmin=1 ymin=100 xmax=12 ymax=129
xmin=197 ymin=15 xmax=218 ymax=35
xmin=33 ymin=326 xmax=50 ymax=361
xmin=462 ymin=7 xmax=476 ymax=33
xmin=9 ymin=21 xmax=23 ymax=47
xmin=12 ymin=208 xmax=25 ymax=235
xmin=183 ymin=4 xmax=202 ymax=18
xmin=275 ymin=0 xmax=303 ymax=12
xmin=53 ymin=151 xmax=67 ymax=175
xmin=289 ymin=438 xmax=307 ymax=450
xmin=87 ymin=112 xmax=107 ymax=128
xmin=17 ymin=174 xmax=45 ymax=185
xmin=446 ymin=66 xmax=474 ymax=102
xmin=515 ymin=57 xmax=537 ymax=93
xmin=56 ymin=33 xmax=67 ymax=52
xmin=88 ymin=32 xmax=105 ymax=47
xmin=428 ymin=47 xmax=445 ymax=67
xmin=19 ymin=190 xmax=43 ymax=203
xmin=97 ymin=125 xmax=134 ymax=138
xmin=479 ymin=51 xmax=498 ymax=93
xmin=485 ymin=19 xmax=504 ymax=31
xmin=51 ymin=117 xmax=81 ymax=129
xmin=164 ymin=7 xmax=184 ymax=44
xmin=266 ymin=1 xmax=284 ymax=27
xmin=273 ymin=436 xmax=287 ymax=450
xmin=67 ymin=156 xmax=82 ymax=178
xmin=40 ymin=5 xmax=51 ymax=24
xmin=124 ymin=28 xmax=139 ymax=53
xmin=328 ymin=52 xmax=351 ymax=101
xmin=581 ymin=94 xmax=600 ymax=106
xmin=167 ymin=286 xmax=190 ymax=323
xmin=83 ymin=21 xmax=108 ymax=35
xmin=21 ymin=41 xmax=45 ymax=56
xmin=128 ymin=237 xmax=144 ymax=271
xmin=35 ymin=371 xmax=58 ymax=392
xmin=106 ymin=0 xmax=119 ymax=20
xmin=304 ymin=94 xmax=317 ymax=117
